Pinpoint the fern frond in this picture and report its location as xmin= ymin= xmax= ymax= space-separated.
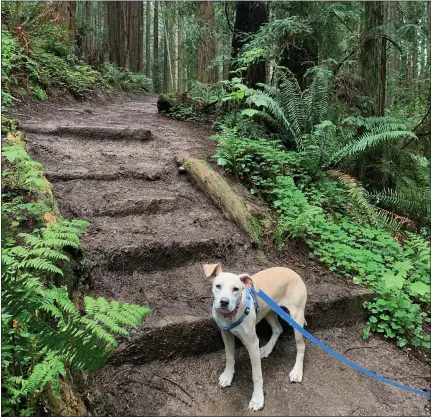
xmin=29 ymin=248 xmax=70 ymax=262
xmin=326 ymin=170 xmax=402 ymax=233
xmin=330 ymin=129 xmax=417 ymax=166
xmin=303 ymin=67 xmax=334 ymax=127
xmin=274 ymin=69 xmax=306 ymax=136
xmin=19 ymin=258 xmax=63 ymax=276
xmin=251 ymin=90 xmax=299 ymax=142
xmin=367 ymin=187 xmax=430 ymax=219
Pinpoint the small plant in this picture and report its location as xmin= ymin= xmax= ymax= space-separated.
xmin=100 ymin=62 xmax=151 ymax=92
xmin=30 ymin=85 xmax=47 ymax=101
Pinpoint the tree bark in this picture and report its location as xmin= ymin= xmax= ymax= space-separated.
xmin=107 ymin=1 xmax=120 ymax=65
xmin=177 ymin=10 xmax=182 ymax=93
xmin=196 ymin=1 xmax=218 ymax=84
xmin=107 ymin=1 xmax=143 ymax=72
xmin=153 ymin=0 xmax=161 ymax=92
xmin=231 ymin=1 xmax=268 ymax=88
xmin=51 ymin=1 xmax=76 ymax=42
xmin=163 ymin=18 xmax=170 ymax=93
xmin=146 ymin=1 xmax=151 ymax=77
xmin=359 ymin=1 xmax=385 ymax=116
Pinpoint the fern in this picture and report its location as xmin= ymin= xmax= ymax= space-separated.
xmin=330 ymin=128 xmax=417 ymax=166
xmin=2 ymin=218 xmax=151 ymax=415
xmin=367 ymin=187 xmax=430 ymax=221
xmin=326 ymin=170 xmax=404 ymax=233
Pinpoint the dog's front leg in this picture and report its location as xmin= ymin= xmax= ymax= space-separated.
xmin=245 ymin=337 xmax=264 ymax=411
xmin=219 ymin=330 xmax=235 ymax=387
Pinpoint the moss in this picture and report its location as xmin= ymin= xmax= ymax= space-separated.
xmin=247 ymin=214 xmax=263 ymax=247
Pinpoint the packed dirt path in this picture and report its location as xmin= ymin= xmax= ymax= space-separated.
xmin=13 ymin=93 xmax=430 ymax=416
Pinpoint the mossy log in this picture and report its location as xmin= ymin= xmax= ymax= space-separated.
xmin=46 ymin=379 xmax=89 ymax=416
xmin=176 ymin=153 xmax=272 ymax=246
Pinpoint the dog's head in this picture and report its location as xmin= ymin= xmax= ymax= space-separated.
xmin=203 ymin=264 xmax=253 ymax=314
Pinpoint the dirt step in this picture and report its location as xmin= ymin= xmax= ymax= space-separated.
xmin=84 ymin=235 xmax=246 ymax=273
xmin=93 ymin=259 xmax=373 ymax=365
xmin=91 ymin=324 xmax=429 ymax=416
xmin=81 ymin=207 xmax=244 ymax=270
xmin=52 ymin=179 xmax=198 ymax=217
xmin=21 ymin=123 xmax=152 ymax=141
xmin=44 ymin=165 xmax=167 ymax=182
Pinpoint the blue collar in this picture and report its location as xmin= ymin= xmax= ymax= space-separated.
xmin=214 ymin=287 xmax=260 ymax=332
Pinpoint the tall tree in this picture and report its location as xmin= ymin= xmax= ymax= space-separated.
xmin=177 ymin=9 xmax=182 ymax=92
xmin=163 ymin=17 xmax=170 ymax=93
xmin=360 ymin=1 xmax=385 ymax=116
xmin=231 ymin=1 xmax=268 ymax=87
xmin=153 ymin=0 xmax=161 ymax=92
xmin=146 ymin=1 xmax=151 ymax=77
xmin=51 ymin=1 xmax=76 ymax=42
xmin=196 ymin=1 xmax=217 ymax=83
xmin=107 ymin=1 xmax=143 ymax=72
xmin=107 ymin=1 xmax=120 ymax=66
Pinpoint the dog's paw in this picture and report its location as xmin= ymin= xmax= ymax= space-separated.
xmin=259 ymin=344 xmax=273 ymax=359
xmin=289 ymin=367 xmax=303 ymax=383
xmin=219 ymin=370 xmax=234 ymax=388
xmin=248 ymin=395 xmax=264 ymax=411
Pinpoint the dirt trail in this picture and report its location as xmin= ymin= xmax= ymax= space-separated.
xmin=13 ymin=93 xmax=430 ymax=416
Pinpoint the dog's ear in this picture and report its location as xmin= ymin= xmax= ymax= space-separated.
xmin=203 ymin=263 xmax=222 ymax=279
xmin=238 ymin=274 xmax=253 ymax=288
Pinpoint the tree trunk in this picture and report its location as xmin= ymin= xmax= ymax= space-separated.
xmin=52 ymin=1 xmax=76 ymax=42
xmin=231 ymin=1 xmax=268 ymax=88
xmin=170 ymin=22 xmax=176 ymax=92
xmin=196 ymin=1 xmax=218 ymax=84
xmin=357 ymin=2 xmax=387 ymax=189
xmin=107 ymin=1 xmax=120 ymax=65
xmin=153 ymin=0 xmax=161 ymax=92
xmin=84 ymin=1 xmax=93 ymax=64
xmin=163 ymin=18 xmax=170 ymax=93
xmin=107 ymin=1 xmax=143 ymax=72
xmin=136 ymin=0 xmax=144 ymax=73
xmin=359 ymin=1 xmax=385 ymax=116
xmin=177 ymin=11 xmax=182 ymax=93
xmin=387 ymin=1 xmax=397 ymax=106
xmin=146 ymin=1 xmax=151 ymax=77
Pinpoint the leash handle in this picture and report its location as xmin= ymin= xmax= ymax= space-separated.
xmin=254 ymin=288 xmax=431 ymax=398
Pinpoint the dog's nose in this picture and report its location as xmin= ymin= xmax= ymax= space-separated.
xmin=220 ymin=297 xmax=229 ymax=307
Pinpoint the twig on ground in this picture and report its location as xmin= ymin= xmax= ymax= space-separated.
xmin=343 ymin=343 xmax=386 ymax=355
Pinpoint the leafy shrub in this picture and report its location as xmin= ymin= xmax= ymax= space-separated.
xmin=213 ymin=125 xmax=430 ymax=349
xmin=100 ymin=62 xmax=151 ymax=92
xmin=30 ymin=85 xmax=46 ymax=101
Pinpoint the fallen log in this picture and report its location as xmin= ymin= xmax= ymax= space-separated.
xmin=176 ymin=153 xmax=272 ymax=246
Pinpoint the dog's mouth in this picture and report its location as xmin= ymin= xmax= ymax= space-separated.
xmin=215 ymin=304 xmax=239 ymax=318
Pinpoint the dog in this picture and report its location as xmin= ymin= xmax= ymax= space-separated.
xmin=203 ymin=264 xmax=307 ymax=411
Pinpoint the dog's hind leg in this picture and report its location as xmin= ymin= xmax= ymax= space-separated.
xmin=260 ymin=311 xmax=283 ymax=359
xmin=288 ymin=309 xmax=306 ymax=383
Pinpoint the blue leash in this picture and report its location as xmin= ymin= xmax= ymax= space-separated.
xmin=254 ymin=288 xmax=431 ymax=398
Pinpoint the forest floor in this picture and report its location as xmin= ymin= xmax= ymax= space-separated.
xmin=10 ymin=93 xmax=430 ymax=416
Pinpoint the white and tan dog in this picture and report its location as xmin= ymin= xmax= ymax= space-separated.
xmin=203 ymin=264 xmax=307 ymax=411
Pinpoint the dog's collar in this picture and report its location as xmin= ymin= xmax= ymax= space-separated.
xmin=214 ymin=287 xmax=259 ymax=333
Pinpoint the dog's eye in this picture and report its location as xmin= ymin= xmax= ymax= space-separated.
xmin=233 ymin=287 xmax=239 ymax=292
xmin=215 ymin=284 xmax=221 ymax=289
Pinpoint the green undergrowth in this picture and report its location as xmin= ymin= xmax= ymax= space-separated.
xmin=1 ymin=23 xmax=151 ymax=111
xmin=213 ymin=128 xmax=430 ymax=350
xmin=1 ymin=118 xmax=151 ymax=416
